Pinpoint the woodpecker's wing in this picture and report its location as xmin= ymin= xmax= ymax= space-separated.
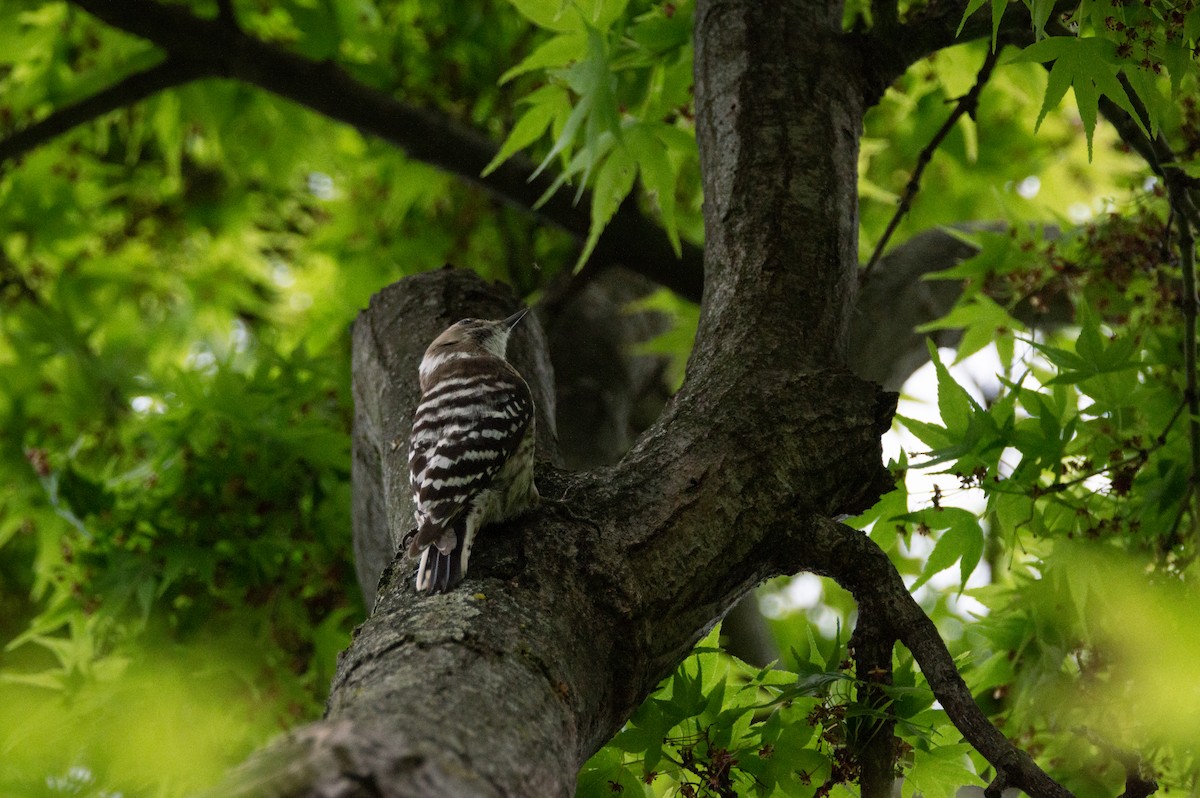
xmin=407 ymin=359 xmax=533 ymax=555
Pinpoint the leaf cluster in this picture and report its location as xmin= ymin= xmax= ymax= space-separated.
xmin=864 ymin=195 xmax=1200 ymax=793
xmin=579 ymin=626 xmax=982 ymax=798
xmin=486 ymin=0 xmax=702 ymax=270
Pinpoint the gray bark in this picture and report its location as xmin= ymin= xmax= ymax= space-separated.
xmin=851 ymin=229 xmax=984 ymax=389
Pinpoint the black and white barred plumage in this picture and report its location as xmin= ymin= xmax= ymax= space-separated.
xmin=407 ymin=311 xmax=538 ymax=594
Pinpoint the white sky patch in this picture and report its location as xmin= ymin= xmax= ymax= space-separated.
xmin=130 ymin=395 xmax=166 ymax=414
xmin=759 ymin=575 xmax=842 ymax=638
xmin=1067 ymin=202 xmax=1094 ymax=224
xmin=230 ymin=319 xmax=251 ymax=352
xmin=996 ymin=445 xmax=1022 ymax=479
xmin=785 ymin=573 xmax=824 ymax=609
xmin=307 ymin=171 xmax=336 ymax=200
xmin=185 ymin=347 xmax=217 ymax=374
xmin=1016 ymin=175 xmax=1041 ymax=199
xmin=271 ymin=258 xmax=295 ymax=288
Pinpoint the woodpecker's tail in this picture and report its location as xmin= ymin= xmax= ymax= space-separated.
xmin=415 ymin=527 xmax=465 ymax=594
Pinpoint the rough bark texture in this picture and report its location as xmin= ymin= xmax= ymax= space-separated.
xmin=691 ymin=0 xmax=861 ymax=371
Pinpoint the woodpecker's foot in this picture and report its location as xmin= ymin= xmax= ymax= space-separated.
xmin=401 ymin=526 xmax=418 ymax=548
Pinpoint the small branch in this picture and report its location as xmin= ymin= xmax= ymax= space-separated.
xmin=0 ymin=58 xmax=205 ymax=167
xmin=860 ymin=46 xmax=1000 ymax=282
xmin=849 ymin=607 xmax=897 ymax=798
xmin=852 ymin=0 xmax=1068 ymax=104
xmin=1075 ymin=728 xmax=1158 ymax=798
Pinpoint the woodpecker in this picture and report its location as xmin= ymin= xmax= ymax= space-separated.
xmin=406 ymin=310 xmax=539 ymax=594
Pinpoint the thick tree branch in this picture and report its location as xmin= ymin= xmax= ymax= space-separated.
xmin=0 ymin=58 xmax=207 ymax=167
xmin=217 ymin=262 xmax=895 ymax=797
xmin=213 ymin=1 xmax=905 ymax=791
xmin=62 ymin=0 xmax=704 ymax=301
xmin=852 ymin=0 xmax=1069 ymax=103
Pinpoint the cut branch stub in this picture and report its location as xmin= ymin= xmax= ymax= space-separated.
xmin=350 ymin=267 xmax=558 ymax=606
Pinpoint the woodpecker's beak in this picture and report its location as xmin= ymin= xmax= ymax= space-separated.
xmin=502 ymin=308 xmax=529 ymax=330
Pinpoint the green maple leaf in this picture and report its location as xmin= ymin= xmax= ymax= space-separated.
xmin=1007 ymin=36 xmax=1142 ymax=158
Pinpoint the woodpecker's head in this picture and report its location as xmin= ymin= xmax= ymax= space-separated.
xmin=425 ymin=309 xmax=528 ymax=360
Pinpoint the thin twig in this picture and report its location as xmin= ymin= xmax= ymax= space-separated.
xmin=861 ymin=46 xmax=1001 ymax=282
xmin=1075 ymin=728 xmax=1158 ymax=798
xmin=0 ymin=58 xmax=204 ymax=168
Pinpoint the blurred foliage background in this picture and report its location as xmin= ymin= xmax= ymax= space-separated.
xmin=1 ymin=0 xmax=1198 ymax=796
